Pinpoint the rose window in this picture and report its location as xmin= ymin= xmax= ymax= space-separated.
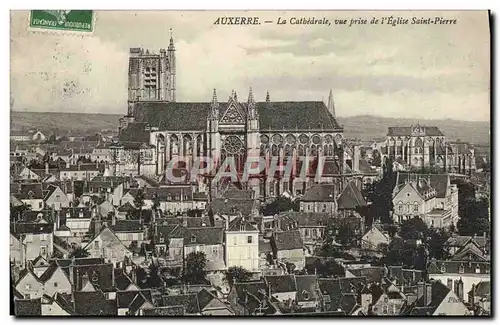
xmin=312 ymin=135 xmax=321 ymax=145
xmin=299 ymin=134 xmax=309 ymax=145
xmin=223 ymin=136 xmax=244 ymax=154
xmin=272 ymin=134 xmax=283 ymax=144
xmin=285 ymin=134 xmax=296 ymax=145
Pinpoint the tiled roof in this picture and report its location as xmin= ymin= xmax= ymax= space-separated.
xmin=397 ymin=173 xmax=450 ymax=198
xmin=161 ymin=293 xmax=200 ymax=314
xmin=348 ymin=267 xmax=386 ymax=283
xmin=11 ymin=222 xmax=53 ymax=235
xmin=295 ymin=275 xmax=319 ymax=302
xmin=14 ymin=299 xmax=42 ymax=316
xmin=118 ymin=122 xmax=150 ymax=143
xmin=142 ymin=306 xmax=185 ymax=316
xmin=301 ymin=183 xmax=336 ymax=202
xmin=337 ymin=181 xmax=367 ymax=210
xmin=265 ymin=275 xmax=297 ymax=293
xmin=469 ymin=281 xmax=490 ymax=298
xmin=110 ymin=220 xmax=144 ymax=233
xmin=73 ymin=290 xmax=117 ymax=315
xmin=227 ymin=216 xmax=259 ymax=232
xmin=279 ymin=211 xmax=329 ymax=228
xmin=272 ymin=229 xmax=303 ymax=251
xmin=427 ymin=259 xmax=490 ymax=274
xmin=387 ymin=126 xmax=444 ymax=137
xmin=208 ymin=198 xmax=257 ymax=216
xmin=72 ymin=263 xmax=114 ymax=292
xmin=132 ymin=101 xmax=342 ymax=131
xmin=184 ymin=227 xmax=224 ymax=246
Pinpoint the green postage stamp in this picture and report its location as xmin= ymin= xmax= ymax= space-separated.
xmin=29 ymin=10 xmax=94 ymax=33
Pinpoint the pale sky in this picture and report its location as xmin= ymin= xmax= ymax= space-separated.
xmin=10 ymin=10 xmax=490 ymax=121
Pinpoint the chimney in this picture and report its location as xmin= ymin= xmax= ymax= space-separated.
xmin=224 ymin=216 xmax=229 ymax=230
xmin=45 ymin=162 xmax=49 ymax=175
xmin=353 ymin=145 xmax=360 ymax=173
xmin=470 ymin=284 xmax=476 ymax=305
xmin=457 ymin=278 xmax=464 ymax=301
xmin=56 ymin=211 xmax=60 ymax=229
xmin=111 ymin=212 xmax=116 ymax=226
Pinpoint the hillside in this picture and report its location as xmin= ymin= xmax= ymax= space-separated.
xmin=10 ymin=111 xmax=120 ymax=135
xmin=337 ymin=115 xmax=490 ymax=146
xmin=10 ymin=111 xmax=490 ymax=146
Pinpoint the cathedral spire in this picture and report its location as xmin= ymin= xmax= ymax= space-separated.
xmin=212 ymin=88 xmax=218 ymax=105
xmin=327 ymin=89 xmax=335 ymax=117
xmin=265 ymin=91 xmax=270 ymax=103
xmin=247 ymin=87 xmax=255 ymax=104
xmin=168 ymin=28 xmax=175 ymax=51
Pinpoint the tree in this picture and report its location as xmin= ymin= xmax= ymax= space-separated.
xmin=260 ymin=197 xmax=299 ymax=216
xmin=362 ymin=157 xmax=396 ymax=225
xmin=183 ymin=251 xmax=208 ymax=285
xmin=224 ymin=266 xmax=252 ymax=287
xmin=307 ymin=258 xmax=345 ymax=278
xmin=286 ymin=262 xmax=296 ymax=274
xmin=399 ymin=218 xmax=428 ymax=241
xmin=146 ymin=263 xmax=163 ymax=288
xmin=134 ymin=188 xmax=145 ymax=221
xmin=456 ymin=195 xmax=490 ymax=236
xmin=69 ymin=247 xmax=90 ymax=258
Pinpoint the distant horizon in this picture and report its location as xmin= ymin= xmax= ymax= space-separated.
xmin=11 ymin=10 xmax=490 ymax=121
xmin=10 ymin=109 xmax=491 ymax=123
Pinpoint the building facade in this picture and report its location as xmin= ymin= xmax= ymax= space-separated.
xmin=378 ymin=125 xmax=476 ymax=175
xmin=117 ymin=37 xmax=347 ymax=199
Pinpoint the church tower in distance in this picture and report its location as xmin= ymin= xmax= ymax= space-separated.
xmin=127 ymin=35 xmax=176 ymax=103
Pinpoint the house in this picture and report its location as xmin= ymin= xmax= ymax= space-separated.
xmin=161 ymin=293 xmax=202 ymax=315
xmin=31 ymin=255 xmax=51 ymax=277
xmin=299 ymin=183 xmax=336 ymax=214
xmin=445 ymin=234 xmax=489 ymax=256
xmin=116 ymin=290 xmax=153 ymax=315
xmin=387 ymin=266 xmax=424 ymax=287
xmin=108 ymin=219 xmax=145 ymax=248
xmin=152 ymin=224 xmax=184 ymax=265
xmin=14 ymin=261 xmax=72 ymax=300
xmin=468 ymin=281 xmax=490 ymax=315
xmin=60 ymin=163 xmax=100 ymax=181
xmin=10 ymin=233 xmax=25 ymax=267
xmin=227 ymin=280 xmax=281 ymax=315
xmin=264 ymin=275 xmax=297 ymax=302
xmin=40 ymin=293 xmax=75 ymax=315
xmin=276 ymin=212 xmax=328 ymax=255
xmin=61 ymin=207 xmax=93 ymax=238
xmin=184 ymin=227 xmax=226 ymax=273
xmin=197 ymin=288 xmax=235 ymax=315
xmin=43 ymin=185 xmax=70 ymax=211
xmin=14 ymin=299 xmax=42 ymax=316
xmin=336 ymin=181 xmax=367 ymax=219
xmin=404 ymin=281 xmax=470 ymax=316
xmin=271 ymin=229 xmax=305 ymax=270
xmin=83 ymin=225 xmax=134 ymax=265
xmin=17 ymin=184 xmax=45 ymax=211
xmin=32 ymin=130 xmax=47 ymax=142
xmin=427 ymin=239 xmax=490 ymax=296
xmin=122 ymin=185 xmax=203 ymax=213
xmin=87 ymin=176 xmax=128 ymax=206
xmin=11 ymin=222 xmax=53 ymax=262
xmin=73 ymin=290 xmax=117 ymax=315
xmin=369 ymin=279 xmax=406 ymax=315
xmin=225 ymin=216 xmax=260 ymax=272
xmin=17 ymin=166 xmax=42 ymax=181
xmin=392 ymin=173 xmax=459 ymax=228
xmin=11 ymin=130 xmax=32 ymax=142
xmin=317 ymin=277 xmax=366 ymax=315
xmin=295 ymin=274 xmax=321 ymax=310
xmin=360 ymin=223 xmax=390 ymax=252
xmin=14 ymin=268 xmax=44 ymax=299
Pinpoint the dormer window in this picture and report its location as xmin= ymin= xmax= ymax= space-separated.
xmin=191 ymin=235 xmax=196 ymax=243
xmin=302 ymin=290 xmax=310 ymax=300
xmin=459 ymin=264 xmax=465 ymax=274
xmin=475 ymin=264 xmax=481 ymax=274
xmin=440 ymin=264 xmax=446 ymax=273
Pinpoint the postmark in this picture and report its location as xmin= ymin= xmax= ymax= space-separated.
xmin=28 ymin=10 xmax=94 ymax=34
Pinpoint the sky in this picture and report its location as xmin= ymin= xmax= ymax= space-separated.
xmin=10 ymin=10 xmax=490 ymax=121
